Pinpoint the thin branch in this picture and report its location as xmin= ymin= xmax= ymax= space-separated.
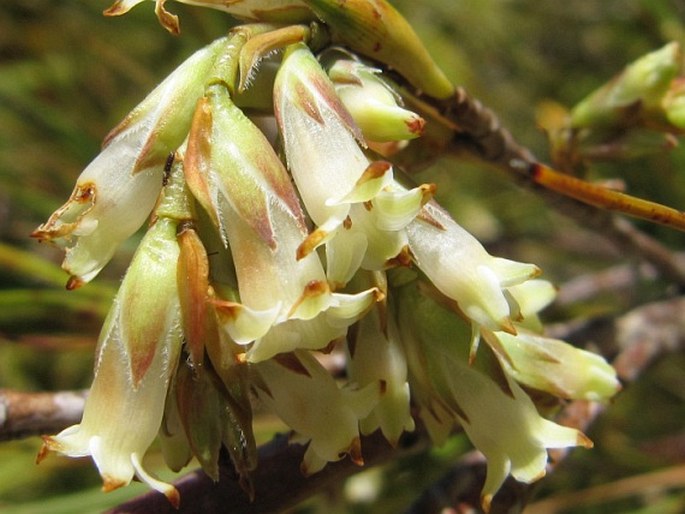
xmin=523 ymin=464 xmax=685 ymax=514
xmin=398 ymin=86 xmax=685 ymax=287
xmin=0 ymin=389 xmax=87 ymax=442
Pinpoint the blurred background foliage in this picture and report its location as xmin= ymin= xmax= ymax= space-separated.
xmin=0 ymin=0 xmax=684 ymax=512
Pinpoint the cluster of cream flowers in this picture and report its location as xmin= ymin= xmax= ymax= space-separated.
xmin=34 ymin=1 xmax=619 ymax=510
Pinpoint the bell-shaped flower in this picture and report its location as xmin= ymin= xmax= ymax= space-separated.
xmin=328 ymin=58 xmax=425 ymax=142
xmin=406 ymin=201 xmax=540 ymax=335
xmin=274 ymin=43 xmax=432 ymax=286
xmin=396 ymin=282 xmax=593 ymax=511
xmin=185 ymin=83 xmax=379 ymax=361
xmin=253 ymin=351 xmax=382 ymax=475
xmin=31 ymin=38 xmax=226 ymax=285
xmin=38 ymin=211 xmax=184 ymax=504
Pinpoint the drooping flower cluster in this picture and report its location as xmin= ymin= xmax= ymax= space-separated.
xmin=34 ymin=1 xmax=620 ymax=510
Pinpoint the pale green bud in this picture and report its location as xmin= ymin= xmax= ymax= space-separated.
xmin=329 ymin=59 xmax=425 ymax=142
xmin=664 ymin=77 xmax=685 ymax=129
xmin=492 ymin=331 xmax=621 ymax=401
xmin=571 ymin=42 xmax=682 ymax=130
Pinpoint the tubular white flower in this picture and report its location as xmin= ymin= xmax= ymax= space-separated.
xmin=39 ymin=217 xmax=183 ymax=505
xmin=406 ymin=201 xmax=540 ymax=333
xmin=185 ymin=83 xmax=379 ymax=361
xmin=274 ymin=43 xmax=432 ymax=286
xmin=253 ymin=351 xmax=381 ymax=475
xmin=32 ymin=38 xmax=226 ymax=285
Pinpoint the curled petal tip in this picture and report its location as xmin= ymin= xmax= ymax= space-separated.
xmin=103 ymin=0 xmax=134 ymax=17
xmin=166 ymin=487 xmax=181 ymax=509
xmin=102 ymin=475 xmax=128 ymax=493
xmin=578 ymin=432 xmax=594 ymax=448
xmin=36 ymin=437 xmax=54 ymax=464
xmin=405 ymin=114 xmax=426 ymax=136
xmin=499 ymin=318 xmax=517 ymax=335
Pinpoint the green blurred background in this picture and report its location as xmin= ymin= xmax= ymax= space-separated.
xmin=1 ymin=1 xmax=684 ymax=512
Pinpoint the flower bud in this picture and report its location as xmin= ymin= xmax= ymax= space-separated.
xmin=303 ymin=0 xmax=454 ymax=99
xmin=490 ymin=331 xmax=621 ymax=401
xmin=329 ymin=59 xmax=425 ymax=142
xmin=571 ymin=42 xmax=682 ymax=130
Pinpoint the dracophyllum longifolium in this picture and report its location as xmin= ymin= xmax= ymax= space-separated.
xmin=275 ymin=43 xmax=433 ymax=287
xmin=406 ymin=201 xmax=541 ymax=344
xmin=38 ymin=163 xmax=195 ymax=506
xmin=253 ymin=351 xmax=382 ymax=475
xmin=184 ymin=83 xmax=379 ymax=362
xmin=397 ymin=282 xmax=593 ymax=511
xmin=31 ymin=38 xmax=228 ymax=286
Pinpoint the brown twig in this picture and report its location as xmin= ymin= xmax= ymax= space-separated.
xmin=398 ymin=86 xmax=685 ymax=287
xmin=0 ymin=389 xmax=87 ymax=442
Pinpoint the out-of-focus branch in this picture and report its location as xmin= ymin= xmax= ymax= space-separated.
xmin=0 ymin=389 xmax=87 ymax=441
